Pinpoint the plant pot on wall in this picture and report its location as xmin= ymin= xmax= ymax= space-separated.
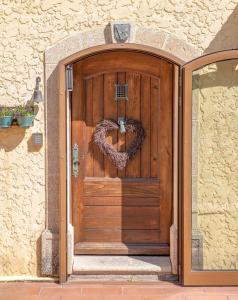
xmin=15 ymin=106 xmax=34 ymax=128
xmin=0 ymin=107 xmax=14 ymax=128
xmin=17 ymin=115 xmax=34 ymax=128
xmin=0 ymin=116 xmax=13 ymax=128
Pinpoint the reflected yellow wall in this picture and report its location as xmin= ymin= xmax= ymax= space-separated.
xmin=192 ymin=60 xmax=238 ymax=270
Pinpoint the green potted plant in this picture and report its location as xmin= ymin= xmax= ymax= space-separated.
xmin=0 ymin=107 xmax=14 ymax=128
xmin=15 ymin=106 xmax=34 ymax=128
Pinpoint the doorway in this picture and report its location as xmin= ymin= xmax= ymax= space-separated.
xmin=58 ymin=44 xmax=181 ymax=283
xmin=71 ymin=50 xmax=173 ymax=257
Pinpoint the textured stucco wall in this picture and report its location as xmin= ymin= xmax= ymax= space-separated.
xmin=0 ymin=0 xmax=238 ymax=277
xmin=192 ymin=60 xmax=238 ymax=270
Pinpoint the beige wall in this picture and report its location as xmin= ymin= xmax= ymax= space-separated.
xmin=0 ymin=0 xmax=238 ymax=277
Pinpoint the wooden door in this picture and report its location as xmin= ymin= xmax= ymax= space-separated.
xmin=72 ymin=50 xmax=173 ymax=255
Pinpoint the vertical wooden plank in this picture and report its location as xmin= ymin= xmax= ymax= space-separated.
xmin=150 ymin=77 xmax=160 ymax=178
xmin=171 ymin=64 xmax=179 ymax=275
xmin=182 ymin=66 xmax=193 ymax=284
xmin=117 ymin=72 xmax=126 ymax=178
xmin=85 ymin=79 xmax=94 ymax=177
xmin=93 ymin=75 xmax=104 ymax=177
xmin=72 ymin=62 xmax=86 ymax=244
xmin=141 ymin=75 xmax=151 ymax=178
xmin=126 ymin=72 xmax=141 ymax=177
xmin=104 ymin=73 xmax=118 ymax=177
xmin=173 ymin=65 xmax=179 ymax=228
xmin=159 ymin=60 xmax=173 ymax=243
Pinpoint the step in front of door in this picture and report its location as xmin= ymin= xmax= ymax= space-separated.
xmin=69 ymin=274 xmax=177 ymax=283
xmin=73 ymin=255 xmax=171 ymax=275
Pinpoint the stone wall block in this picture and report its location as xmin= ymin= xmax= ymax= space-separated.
xmin=163 ymin=35 xmax=201 ymax=62
xmin=41 ymin=229 xmax=59 ymax=276
xmin=135 ymin=28 xmax=167 ymax=49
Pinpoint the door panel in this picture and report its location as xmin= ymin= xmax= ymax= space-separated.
xmin=83 ymin=179 xmax=159 ymax=197
xmin=81 ymin=229 xmax=161 ymax=243
xmin=83 ymin=196 xmax=160 ymax=206
xmin=82 ymin=208 xmax=160 ymax=230
xmin=84 ymin=72 xmax=161 ymax=179
xmin=182 ymin=50 xmax=238 ymax=285
xmin=72 ymin=50 xmax=173 ymax=255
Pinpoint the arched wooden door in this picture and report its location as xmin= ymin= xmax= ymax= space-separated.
xmin=71 ymin=50 xmax=173 ymax=255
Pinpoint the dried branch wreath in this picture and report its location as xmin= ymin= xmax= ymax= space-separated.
xmin=93 ymin=119 xmax=145 ymax=170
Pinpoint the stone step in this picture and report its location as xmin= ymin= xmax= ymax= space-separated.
xmin=73 ymin=255 xmax=171 ymax=275
xmin=69 ymin=274 xmax=178 ymax=283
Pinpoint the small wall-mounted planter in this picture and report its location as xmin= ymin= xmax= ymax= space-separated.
xmin=17 ymin=116 xmax=34 ymax=128
xmin=0 ymin=106 xmax=35 ymax=129
xmin=0 ymin=76 xmax=43 ymax=129
xmin=0 ymin=116 xmax=13 ymax=128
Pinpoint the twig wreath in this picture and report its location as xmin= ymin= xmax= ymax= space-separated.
xmin=93 ymin=119 xmax=145 ymax=170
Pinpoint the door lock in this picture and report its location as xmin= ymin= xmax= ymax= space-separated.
xmin=72 ymin=143 xmax=79 ymax=177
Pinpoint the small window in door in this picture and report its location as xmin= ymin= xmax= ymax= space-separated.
xmin=115 ymin=84 xmax=128 ymax=100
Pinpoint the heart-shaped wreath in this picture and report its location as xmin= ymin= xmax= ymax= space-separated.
xmin=93 ymin=119 xmax=145 ymax=170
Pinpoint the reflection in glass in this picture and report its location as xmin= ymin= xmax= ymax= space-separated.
xmin=192 ymin=59 xmax=238 ymax=271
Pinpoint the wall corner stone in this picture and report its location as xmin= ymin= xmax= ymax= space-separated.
xmin=41 ymin=229 xmax=59 ymax=276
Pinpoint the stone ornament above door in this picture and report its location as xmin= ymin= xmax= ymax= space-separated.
xmin=111 ymin=20 xmax=136 ymax=43
xmin=45 ymin=22 xmax=201 ymax=65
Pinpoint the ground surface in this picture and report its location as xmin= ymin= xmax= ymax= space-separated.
xmin=0 ymin=282 xmax=238 ymax=300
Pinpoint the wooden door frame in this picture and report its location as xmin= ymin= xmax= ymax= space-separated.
xmin=58 ymin=43 xmax=183 ymax=283
xmin=182 ymin=50 xmax=238 ymax=285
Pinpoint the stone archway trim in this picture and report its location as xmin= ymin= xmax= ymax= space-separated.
xmin=45 ymin=25 xmax=201 ymax=65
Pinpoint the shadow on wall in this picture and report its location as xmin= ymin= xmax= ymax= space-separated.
xmin=36 ymin=236 xmax=42 ymax=277
xmin=0 ymin=128 xmax=25 ymax=151
xmin=0 ymin=129 xmax=43 ymax=152
xmin=27 ymin=134 xmax=43 ymax=152
xmin=45 ymin=66 xmax=59 ymax=233
xmin=193 ymin=60 xmax=238 ymax=88
xmin=43 ymin=64 xmax=60 ymax=276
xmin=204 ymin=4 xmax=238 ymax=54
xmin=104 ymin=23 xmax=113 ymax=43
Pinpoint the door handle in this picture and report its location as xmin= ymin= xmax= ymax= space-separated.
xmin=72 ymin=143 xmax=79 ymax=177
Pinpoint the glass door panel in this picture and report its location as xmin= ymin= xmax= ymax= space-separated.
xmin=182 ymin=51 xmax=238 ymax=285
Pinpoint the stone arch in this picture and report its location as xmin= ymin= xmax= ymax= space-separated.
xmin=45 ymin=24 xmax=201 ymax=65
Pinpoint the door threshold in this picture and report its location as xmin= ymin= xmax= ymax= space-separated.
xmin=72 ymin=255 xmax=172 ymax=275
xmin=68 ymin=274 xmax=178 ymax=283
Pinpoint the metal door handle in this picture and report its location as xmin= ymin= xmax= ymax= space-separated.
xmin=72 ymin=143 xmax=79 ymax=177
